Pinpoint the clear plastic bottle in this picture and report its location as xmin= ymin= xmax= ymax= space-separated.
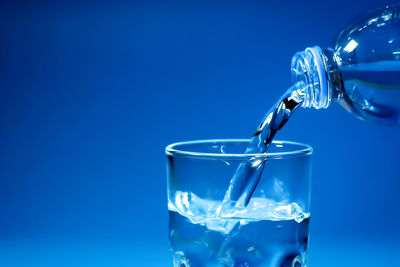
xmin=291 ymin=4 xmax=400 ymax=125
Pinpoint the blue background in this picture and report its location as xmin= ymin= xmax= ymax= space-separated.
xmin=1 ymin=0 xmax=399 ymax=266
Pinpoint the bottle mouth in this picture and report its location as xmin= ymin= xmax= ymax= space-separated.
xmin=291 ymin=46 xmax=331 ymax=109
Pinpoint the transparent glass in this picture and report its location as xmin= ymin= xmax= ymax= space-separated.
xmin=166 ymin=139 xmax=313 ymax=267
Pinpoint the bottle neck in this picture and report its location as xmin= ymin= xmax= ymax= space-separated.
xmin=291 ymin=46 xmax=341 ymax=109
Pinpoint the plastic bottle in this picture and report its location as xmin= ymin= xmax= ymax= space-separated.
xmin=291 ymin=4 xmax=400 ymax=125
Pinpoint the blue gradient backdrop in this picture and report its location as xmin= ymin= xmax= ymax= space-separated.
xmin=1 ymin=0 xmax=399 ymax=266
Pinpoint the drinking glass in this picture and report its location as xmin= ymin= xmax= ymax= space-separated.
xmin=166 ymin=139 xmax=312 ymax=267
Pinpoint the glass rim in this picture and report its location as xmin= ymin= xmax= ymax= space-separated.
xmin=165 ymin=139 xmax=313 ymax=159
